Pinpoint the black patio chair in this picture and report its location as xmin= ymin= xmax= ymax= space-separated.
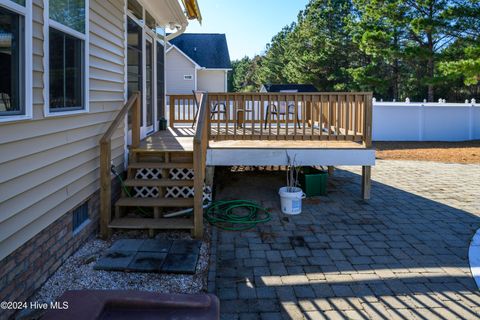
xmin=264 ymin=103 xmax=301 ymax=129
xmin=191 ymin=91 xmax=228 ymax=128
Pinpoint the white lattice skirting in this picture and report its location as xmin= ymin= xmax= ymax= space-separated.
xmin=133 ymin=168 xmax=212 ymax=203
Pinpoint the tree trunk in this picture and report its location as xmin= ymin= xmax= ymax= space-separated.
xmin=427 ymin=34 xmax=435 ymax=102
xmin=393 ymin=32 xmax=400 ymax=100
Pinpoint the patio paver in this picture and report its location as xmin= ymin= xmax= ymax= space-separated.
xmin=212 ymin=160 xmax=480 ymax=319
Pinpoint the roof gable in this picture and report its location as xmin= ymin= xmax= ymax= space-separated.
xmin=169 ymin=33 xmax=232 ymax=69
xmin=167 ymin=45 xmax=201 ymax=68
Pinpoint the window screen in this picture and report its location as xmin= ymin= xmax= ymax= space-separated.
xmin=49 ymin=28 xmax=84 ymax=111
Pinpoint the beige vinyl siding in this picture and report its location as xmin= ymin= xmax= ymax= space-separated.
xmin=0 ymin=0 xmax=126 ymax=260
xmin=197 ymin=69 xmax=227 ymax=92
xmin=166 ymin=48 xmax=196 ymax=94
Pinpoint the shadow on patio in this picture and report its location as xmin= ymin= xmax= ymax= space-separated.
xmin=212 ymin=161 xmax=480 ymax=319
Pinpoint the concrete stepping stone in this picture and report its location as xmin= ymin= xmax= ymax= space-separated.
xmin=108 ymin=239 xmax=145 ymax=252
xmin=169 ymin=240 xmax=201 ymax=255
xmin=128 ymin=252 xmax=168 ymax=272
xmin=94 ymin=239 xmax=202 ymax=274
xmin=161 ymin=253 xmax=199 ymax=274
xmin=139 ymin=239 xmax=172 ymax=253
xmin=94 ymin=251 xmax=135 ymax=271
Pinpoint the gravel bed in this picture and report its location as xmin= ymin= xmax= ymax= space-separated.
xmin=30 ymin=228 xmax=211 ymax=305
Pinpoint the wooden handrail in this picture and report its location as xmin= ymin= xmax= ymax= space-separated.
xmin=99 ymin=92 xmax=141 ymax=239
xmin=100 ymin=92 xmax=141 ymax=146
xmin=192 ymin=91 xmax=209 ymax=238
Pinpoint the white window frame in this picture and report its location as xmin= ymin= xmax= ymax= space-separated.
xmin=43 ymin=0 xmax=89 ymax=117
xmin=0 ymin=0 xmax=33 ymax=123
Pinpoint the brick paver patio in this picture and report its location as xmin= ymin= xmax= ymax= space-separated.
xmin=212 ymin=160 xmax=480 ymax=319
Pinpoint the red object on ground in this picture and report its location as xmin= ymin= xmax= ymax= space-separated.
xmin=42 ymin=290 xmax=220 ymax=320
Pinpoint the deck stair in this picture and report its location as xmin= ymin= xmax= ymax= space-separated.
xmin=109 ymin=149 xmax=197 ymax=233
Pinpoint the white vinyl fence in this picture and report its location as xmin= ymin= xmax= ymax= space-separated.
xmin=373 ymin=101 xmax=480 ymax=141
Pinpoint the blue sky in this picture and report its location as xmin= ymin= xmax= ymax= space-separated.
xmin=185 ymin=0 xmax=309 ymax=60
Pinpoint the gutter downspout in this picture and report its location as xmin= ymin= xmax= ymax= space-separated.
xmin=166 ymin=23 xmax=187 ymax=41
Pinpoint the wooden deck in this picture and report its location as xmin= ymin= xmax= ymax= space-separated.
xmin=135 ymin=128 xmax=195 ymax=152
xmin=136 ymin=127 xmax=367 ymax=152
xmin=99 ymin=92 xmax=375 ymax=238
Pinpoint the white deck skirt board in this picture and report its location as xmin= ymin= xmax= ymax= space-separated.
xmin=469 ymin=228 xmax=480 ymax=289
xmin=207 ymin=149 xmax=376 ymax=166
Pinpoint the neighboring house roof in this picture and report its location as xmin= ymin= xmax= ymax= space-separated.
xmin=262 ymin=84 xmax=319 ymax=92
xmin=168 ymin=33 xmax=232 ymax=69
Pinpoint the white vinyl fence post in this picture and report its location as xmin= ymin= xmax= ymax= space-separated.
xmin=418 ymin=103 xmax=424 ymax=141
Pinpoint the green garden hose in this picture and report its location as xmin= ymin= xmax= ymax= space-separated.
xmin=205 ymin=200 xmax=271 ymax=231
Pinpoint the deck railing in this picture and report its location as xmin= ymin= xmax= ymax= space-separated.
xmin=192 ymin=91 xmax=209 ymax=238
xmin=169 ymin=92 xmax=373 ymax=147
xmin=169 ymin=94 xmax=198 ymax=125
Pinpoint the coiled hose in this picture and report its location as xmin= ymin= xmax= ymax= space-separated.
xmin=205 ymin=200 xmax=271 ymax=231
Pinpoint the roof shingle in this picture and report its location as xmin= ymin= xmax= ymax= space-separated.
xmin=169 ymin=33 xmax=232 ymax=69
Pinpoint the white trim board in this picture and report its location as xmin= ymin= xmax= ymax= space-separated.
xmin=207 ymin=149 xmax=376 ymax=166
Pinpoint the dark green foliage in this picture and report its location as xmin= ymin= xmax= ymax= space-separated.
xmin=230 ymin=0 xmax=480 ymax=101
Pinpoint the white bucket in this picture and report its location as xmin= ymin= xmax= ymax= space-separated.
xmin=279 ymin=187 xmax=306 ymax=215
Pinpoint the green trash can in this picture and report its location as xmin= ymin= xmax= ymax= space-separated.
xmin=299 ymin=167 xmax=328 ymax=197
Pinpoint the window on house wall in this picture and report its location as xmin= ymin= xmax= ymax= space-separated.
xmin=127 ymin=17 xmax=142 ymax=128
xmin=48 ymin=0 xmax=87 ymax=113
xmin=49 ymin=0 xmax=85 ymax=33
xmin=0 ymin=1 xmax=30 ymax=119
xmin=0 ymin=6 xmax=23 ymax=116
xmin=72 ymin=202 xmax=89 ymax=233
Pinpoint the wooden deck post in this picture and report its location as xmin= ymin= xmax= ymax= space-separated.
xmin=131 ymin=93 xmax=141 ymax=148
xmin=100 ymin=141 xmax=112 ymax=239
xmin=205 ymin=166 xmax=215 ymax=189
xmin=327 ymin=166 xmax=335 ymax=176
xmin=362 ymin=166 xmax=371 ymax=200
xmin=169 ymin=95 xmax=175 ymax=127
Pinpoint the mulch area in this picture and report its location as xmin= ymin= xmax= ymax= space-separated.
xmin=374 ymin=141 xmax=480 ymax=164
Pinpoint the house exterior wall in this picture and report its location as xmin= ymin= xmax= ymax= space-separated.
xmin=0 ymin=184 xmax=120 ymax=319
xmin=166 ymin=48 xmax=196 ymax=94
xmin=197 ymin=69 xmax=227 ymax=92
xmin=0 ymin=0 xmax=125 ymax=306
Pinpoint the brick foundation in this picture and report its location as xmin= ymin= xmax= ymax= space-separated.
xmin=0 ymin=178 xmax=120 ymax=320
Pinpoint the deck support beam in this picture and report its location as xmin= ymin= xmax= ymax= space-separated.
xmin=205 ymin=166 xmax=215 ymax=190
xmin=362 ymin=166 xmax=371 ymax=200
xmin=327 ymin=166 xmax=335 ymax=176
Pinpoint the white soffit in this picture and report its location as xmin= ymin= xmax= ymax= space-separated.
xmin=141 ymin=0 xmax=188 ymax=27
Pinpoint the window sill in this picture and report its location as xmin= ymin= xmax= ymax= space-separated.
xmin=44 ymin=109 xmax=89 ymax=118
xmin=0 ymin=114 xmax=33 ymax=123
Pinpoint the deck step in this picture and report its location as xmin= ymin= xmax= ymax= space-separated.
xmin=123 ymin=179 xmax=194 ymax=187
xmin=109 ymin=217 xmax=194 ymax=230
xmin=115 ymin=197 xmax=194 ymax=207
xmin=128 ymin=162 xmax=193 ymax=169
